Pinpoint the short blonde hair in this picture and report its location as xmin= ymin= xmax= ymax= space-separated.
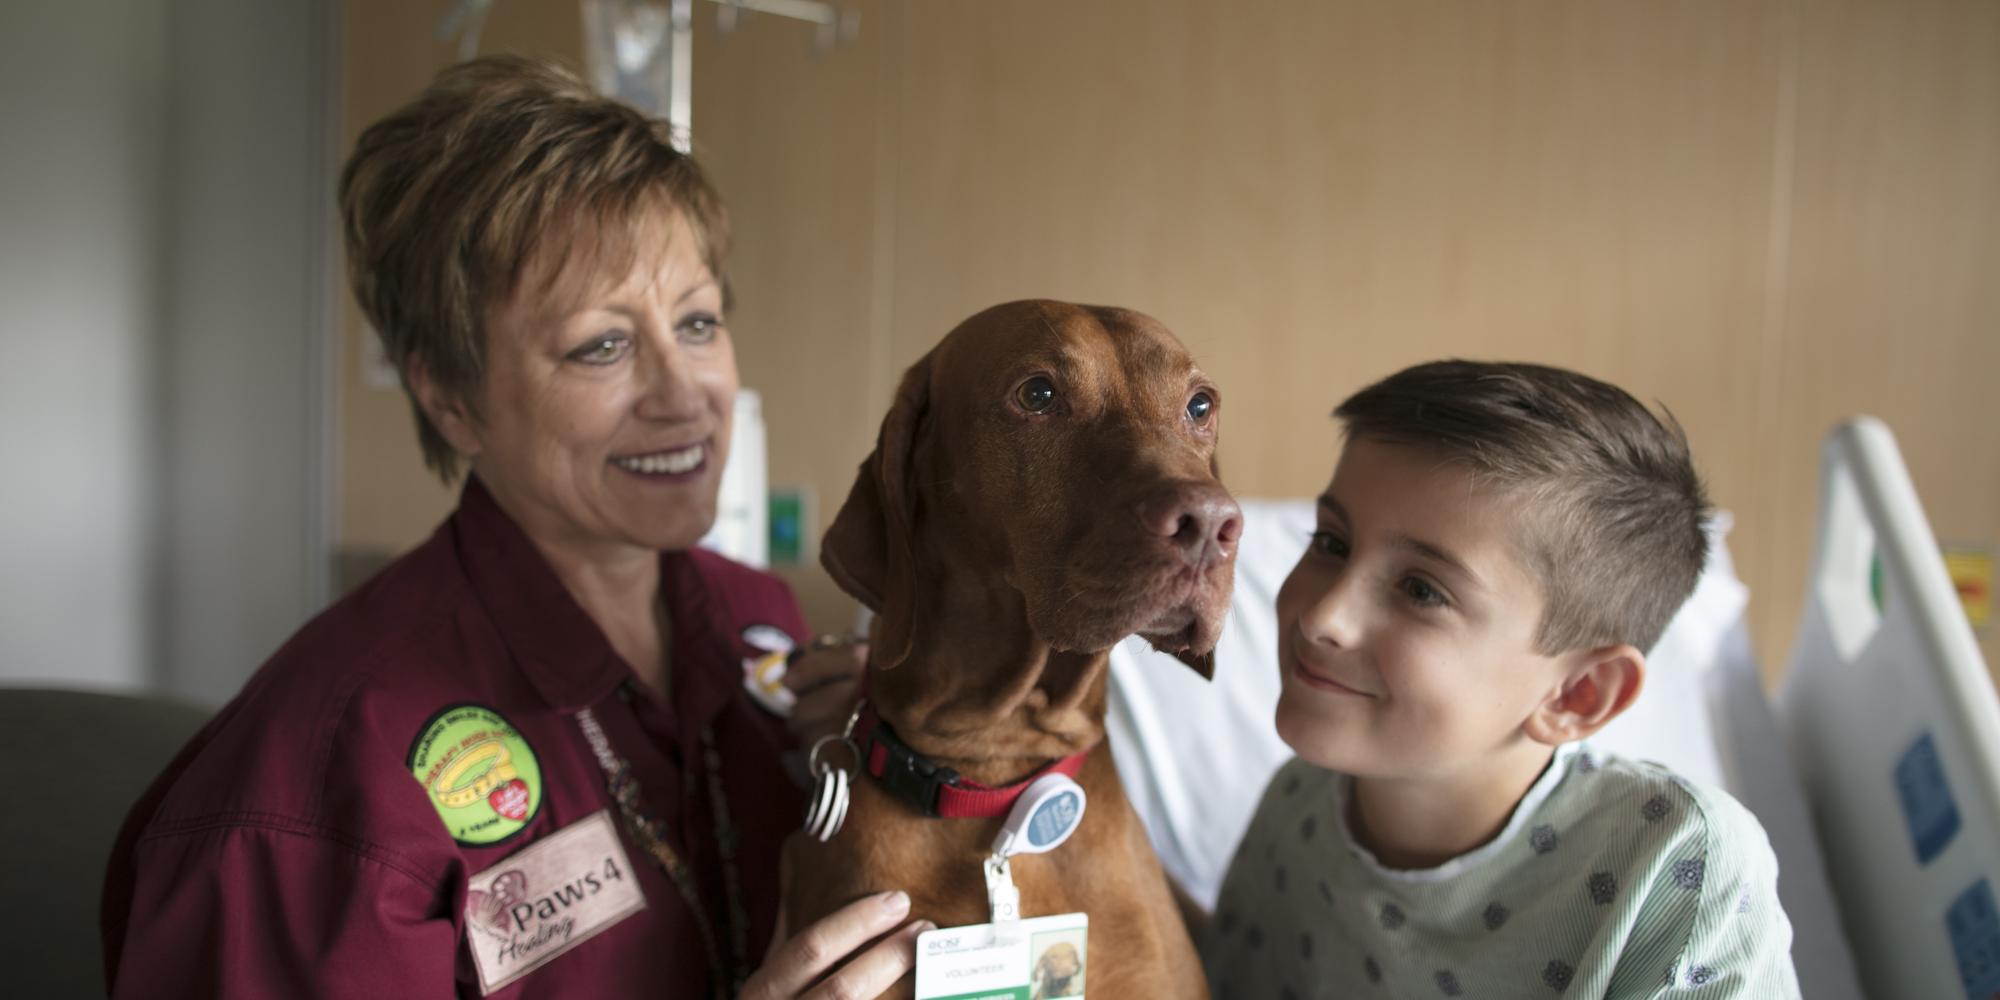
xmin=339 ymin=55 xmax=730 ymax=479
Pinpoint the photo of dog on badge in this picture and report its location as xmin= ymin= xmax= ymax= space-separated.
xmin=1030 ymin=929 xmax=1086 ymax=999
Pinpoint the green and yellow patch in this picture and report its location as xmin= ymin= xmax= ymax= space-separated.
xmin=408 ymin=704 xmax=544 ymax=846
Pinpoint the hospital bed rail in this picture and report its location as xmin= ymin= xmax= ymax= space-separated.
xmin=1778 ymin=416 xmax=2000 ymax=1000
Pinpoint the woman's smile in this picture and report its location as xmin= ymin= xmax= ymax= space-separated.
xmin=611 ymin=441 xmax=709 ymax=478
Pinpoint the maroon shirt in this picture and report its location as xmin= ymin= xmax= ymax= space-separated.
xmin=102 ymin=478 xmax=808 ymax=997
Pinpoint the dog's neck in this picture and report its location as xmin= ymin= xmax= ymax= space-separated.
xmin=868 ymin=578 xmax=1110 ymax=788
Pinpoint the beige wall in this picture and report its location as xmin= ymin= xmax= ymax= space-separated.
xmin=339 ymin=0 xmax=1999 ymax=684
xmin=335 ymin=0 xmax=581 ymax=566
xmin=1759 ymin=0 xmax=2000 ymax=677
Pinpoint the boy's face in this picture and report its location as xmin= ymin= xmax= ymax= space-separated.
xmin=1274 ymin=436 xmax=1568 ymax=781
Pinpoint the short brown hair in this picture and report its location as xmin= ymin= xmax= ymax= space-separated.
xmin=1334 ymin=360 xmax=1711 ymax=655
xmin=339 ymin=55 xmax=730 ymax=479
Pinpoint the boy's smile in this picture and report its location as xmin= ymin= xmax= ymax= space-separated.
xmin=1275 ymin=436 xmax=1571 ymax=799
xmin=1290 ymin=655 xmax=1377 ymax=698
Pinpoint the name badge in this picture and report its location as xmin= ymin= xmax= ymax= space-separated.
xmin=915 ymin=912 xmax=1088 ymax=1000
xmin=462 ymin=810 xmax=647 ymax=994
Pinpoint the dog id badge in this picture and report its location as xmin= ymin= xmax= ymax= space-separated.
xmin=992 ymin=773 xmax=1086 ymax=860
xmin=914 ymin=912 xmax=1088 ymax=1000
xmin=981 ymin=772 xmax=1086 ymax=926
xmin=461 ymin=810 xmax=648 ymax=995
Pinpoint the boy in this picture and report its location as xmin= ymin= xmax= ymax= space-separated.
xmin=1201 ymin=361 xmax=1799 ymax=997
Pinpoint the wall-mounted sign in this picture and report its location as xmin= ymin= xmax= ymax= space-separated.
xmin=769 ymin=486 xmax=813 ymax=567
xmin=1943 ymin=545 xmax=1993 ymax=632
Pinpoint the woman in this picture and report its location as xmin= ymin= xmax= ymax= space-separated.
xmin=101 ymin=56 xmax=921 ymax=998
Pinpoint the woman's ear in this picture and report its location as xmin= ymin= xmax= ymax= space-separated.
xmin=405 ymin=357 xmax=482 ymax=458
xmin=1524 ymin=645 xmax=1645 ymax=746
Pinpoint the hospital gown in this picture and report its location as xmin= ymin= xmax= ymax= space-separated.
xmin=1200 ymin=743 xmax=1801 ymax=998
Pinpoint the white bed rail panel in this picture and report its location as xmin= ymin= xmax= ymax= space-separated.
xmin=1778 ymin=416 xmax=2000 ymax=1000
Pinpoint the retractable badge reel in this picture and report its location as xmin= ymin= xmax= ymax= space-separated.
xmin=983 ymin=773 xmax=1087 ymax=927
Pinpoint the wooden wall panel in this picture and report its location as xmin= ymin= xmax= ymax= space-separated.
xmin=701 ymin=0 xmax=1996 ymax=684
xmin=336 ymin=0 xmax=1999 ymax=686
xmin=882 ymin=0 xmax=1805 ymax=671
xmin=888 ymin=0 xmax=1784 ymax=502
xmin=336 ymin=1 xmax=582 ymax=561
xmin=690 ymin=1 xmax=892 ymax=630
xmin=1754 ymin=0 xmax=2000 ymax=674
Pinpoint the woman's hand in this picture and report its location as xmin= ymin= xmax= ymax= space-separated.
xmin=740 ymin=890 xmax=931 ymax=1000
xmin=784 ymin=640 xmax=869 ymax=747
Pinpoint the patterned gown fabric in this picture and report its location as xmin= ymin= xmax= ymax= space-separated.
xmin=1201 ymin=744 xmax=1802 ymax=998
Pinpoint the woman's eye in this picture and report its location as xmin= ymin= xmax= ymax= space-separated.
xmin=1308 ymin=530 xmax=1348 ymax=559
xmin=1402 ymin=576 xmax=1447 ymax=608
xmin=678 ymin=312 xmax=722 ymax=345
xmin=568 ymin=334 xmax=631 ymax=365
xmin=1016 ymin=375 xmax=1058 ymax=413
xmin=1186 ymin=391 xmax=1214 ymax=424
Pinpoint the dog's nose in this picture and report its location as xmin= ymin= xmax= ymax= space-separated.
xmin=1136 ymin=484 xmax=1242 ymax=565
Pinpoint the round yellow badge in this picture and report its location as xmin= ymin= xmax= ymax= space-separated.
xmin=407 ymin=704 xmax=544 ymax=846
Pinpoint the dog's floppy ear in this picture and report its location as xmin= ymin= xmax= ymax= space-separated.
xmin=822 ymin=355 xmax=931 ymax=670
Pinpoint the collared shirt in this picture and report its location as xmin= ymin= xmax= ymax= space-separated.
xmin=1201 ymin=745 xmax=1802 ymax=999
xmin=101 ymin=477 xmax=808 ymax=998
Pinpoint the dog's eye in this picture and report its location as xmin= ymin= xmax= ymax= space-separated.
xmin=1016 ymin=376 xmax=1058 ymax=413
xmin=1186 ymin=392 xmax=1214 ymax=423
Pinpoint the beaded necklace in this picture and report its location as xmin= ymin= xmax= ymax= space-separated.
xmin=575 ymin=705 xmax=748 ymax=998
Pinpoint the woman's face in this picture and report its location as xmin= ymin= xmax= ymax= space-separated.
xmin=446 ymin=213 xmax=736 ymax=562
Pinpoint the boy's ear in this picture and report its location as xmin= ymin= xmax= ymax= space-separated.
xmin=1524 ymin=645 xmax=1645 ymax=746
xmin=405 ymin=357 xmax=483 ymax=458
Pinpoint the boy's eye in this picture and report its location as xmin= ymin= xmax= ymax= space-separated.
xmin=1401 ymin=576 xmax=1448 ymax=608
xmin=677 ymin=312 xmax=723 ymax=345
xmin=568 ymin=333 xmax=631 ymax=365
xmin=1308 ymin=530 xmax=1349 ymax=559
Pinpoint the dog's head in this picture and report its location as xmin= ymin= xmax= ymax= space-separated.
xmin=1035 ymin=941 xmax=1082 ymax=988
xmin=824 ymin=300 xmax=1239 ymax=676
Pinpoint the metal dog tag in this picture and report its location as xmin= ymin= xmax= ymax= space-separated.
xmin=803 ymin=728 xmax=860 ymax=843
xmin=803 ymin=763 xmax=850 ymax=842
xmin=990 ymin=773 xmax=1087 ymax=859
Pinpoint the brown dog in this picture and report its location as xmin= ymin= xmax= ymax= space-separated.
xmin=784 ymin=300 xmax=1238 ymax=999
xmin=1032 ymin=941 xmax=1083 ymax=999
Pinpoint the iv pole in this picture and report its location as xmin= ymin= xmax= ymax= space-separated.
xmin=436 ymin=0 xmax=860 ymax=152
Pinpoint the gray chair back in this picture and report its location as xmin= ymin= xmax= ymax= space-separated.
xmin=0 ymin=687 xmax=209 ymax=999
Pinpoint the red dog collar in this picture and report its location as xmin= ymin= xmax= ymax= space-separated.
xmin=852 ymin=700 xmax=1090 ymax=820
